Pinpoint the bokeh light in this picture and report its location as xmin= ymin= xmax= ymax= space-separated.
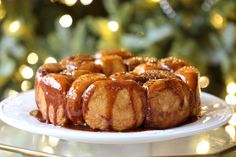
xmin=59 ymin=14 xmax=73 ymax=28
xmin=64 ymin=0 xmax=77 ymax=6
xmin=211 ymin=13 xmax=223 ymax=29
xmin=108 ymin=21 xmax=119 ymax=32
xmin=196 ymin=139 xmax=210 ymax=154
xmin=21 ymin=80 xmax=32 ymax=91
xmin=27 ymin=52 xmax=39 ymax=65
xmin=80 ymin=0 xmax=93 ymax=5
xmin=225 ymin=125 xmax=235 ymax=141
xmin=227 ymin=82 xmax=236 ymax=94
xmin=44 ymin=57 xmax=57 ymax=63
xmin=19 ymin=65 xmax=34 ymax=79
xmin=199 ymin=76 xmax=210 ymax=88
xmin=228 ymin=113 xmax=236 ymax=126
xmin=225 ymin=94 xmax=236 ymax=105
xmin=8 ymin=20 xmax=21 ymax=33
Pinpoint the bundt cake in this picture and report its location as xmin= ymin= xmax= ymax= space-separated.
xmin=34 ymin=49 xmax=201 ymax=131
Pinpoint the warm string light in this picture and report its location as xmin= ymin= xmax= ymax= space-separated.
xmin=228 ymin=113 xmax=236 ymax=126
xmin=227 ymin=82 xmax=236 ymax=94
xmin=64 ymin=0 xmax=77 ymax=6
xmin=27 ymin=52 xmax=39 ymax=65
xmin=44 ymin=57 xmax=57 ymax=64
xmin=19 ymin=65 xmax=34 ymax=79
xmin=199 ymin=76 xmax=210 ymax=88
xmin=21 ymin=80 xmax=32 ymax=92
xmin=80 ymin=0 xmax=93 ymax=5
xmin=211 ymin=13 xmax=224 ymax=29
xmin=225 ymin=81 xmax=236 ymax=105
xmin=195 ymin=139 xmax=210 ymax=154
xmin=107 ymin=21 xmax=119 ymax=32
xmin=225 ymin=95 xmax=236 ymax=105
xmin=225 ymin=125 xmax=235 ymax=141
xmin=8 ymin=20 xmax=21 ymax=33
xmin=59 ymin=14 xmax=73 ymax=28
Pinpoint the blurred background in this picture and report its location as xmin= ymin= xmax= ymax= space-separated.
xmin=0 ymin=0 xmax=235 ymax=103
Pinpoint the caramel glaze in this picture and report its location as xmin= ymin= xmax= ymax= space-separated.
xmin=159 ymin=57 xmax=190 ymax=72
xmin=139 ymin=70 xmax=179 ymax=81
xmin=60 ymin=55 xmax=103 ymax=73
xmin=33 ymin=50 xmax=201 ymax=131
xmin=30 ymin=110 xmax=45 ymax=122
xmin=175 ymin=66 xmax=200 ymax=116
xmin=66 ymin=73 xmax=107 ymax=124
xmin=124 ymin=57 xmax=158 ymax=71
xmin=110 ymin=70 xmax=180 ymax=85
xmin=133 ymin=63 xmax=164 ymax=75
xmin=40 ymin=73 xmax=73 ymax=124
xmin=82 ymin=80 xmax=146 ymax=131
xmin=60 ymin=55 xmax=94 ymax=68
xmin=95 ymin=55 xmax=127 ymax=76
xmin=95 ymin=49 xmax=133 ymax=59
xmin=109 ymin=72 xmax=146 ymax=85
xmin=143 ymin=78 xmax=191 ymax=128
xmin=31 ymin=110 xmax=198 ymax=132
xmin=60 ymin=69 xmax=91 ymax=79
xmin=35 ymin=63 xmax=64 ymax=109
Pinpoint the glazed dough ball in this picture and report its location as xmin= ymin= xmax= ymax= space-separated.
xmin=82 ymin=80 xmax=146 ymax=131
xmin=37 ymin=73 xmax=73 ymax=125
xmin=66 ymin=73 xmax=107 ymax=124
xmin=143 ymin=78 xmax=192 ymax=128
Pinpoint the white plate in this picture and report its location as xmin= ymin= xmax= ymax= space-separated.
xmin=0 ymin=90 xmax=232 ymax=144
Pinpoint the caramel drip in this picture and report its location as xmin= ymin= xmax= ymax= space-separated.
xmin=61 ymin=116 xmax=198 ymax=132
xmin=130 ymin=87 xmax=137 ymax=128
xmin=30 ymin=110 xmax=45 ymax=122
xmin=105 ymin=84 xmax=121 ymax=130
xmin=39 ymin=74 xmax=72 ymax=125
xmin=82 ymin=85 xmax=96 ymax=119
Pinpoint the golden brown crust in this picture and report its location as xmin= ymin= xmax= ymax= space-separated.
xmin=59 ymin=55 xmax=102 ymax=73
xmin=175 ymin=66 xmax=200 ymax=116
xmin=60 ymin=55 xmax=94 ymax=69
xmin=66 ymin=73 xmax=107 ymax=124
xmin=35 ymin=50 xmax=201 ymax=131
xmin=133 ymin=63 xmax=164 ymax=75
xmin=95 ymin=55 xmax=127 ymax=76
xmin=109 ymin=72 xmax=145 ymax=85
xmin=139 ymin=70 xmax=179 ymax=81
xmin=95 ymin=49 xmax=133 ymax=59
xmin=159 ymin=57 xmax=190 ymax=72
xmin=35 ymin=63 xmax=65 ymax=110
xmin=38 ymin=73 xmax=73 ymax=125
xmin=124 ymin=56 xmax=158 ymax=71
xmin=60 ymin=69 xmax=91 ymax=79
xmin=143 ymin=78 xmax=192 ymax=128
xmin=82 ymin=80 xmax=146 ymax=131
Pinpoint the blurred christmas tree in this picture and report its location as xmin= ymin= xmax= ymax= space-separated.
xmin=0 ymin=0 xmax=236 ymax=104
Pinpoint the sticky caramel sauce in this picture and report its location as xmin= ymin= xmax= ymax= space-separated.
xmin=30 ymin=110 xmax=198 ymax=132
